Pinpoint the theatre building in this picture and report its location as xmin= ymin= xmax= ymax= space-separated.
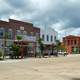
xmin=40 ymin=27 xmax=57 ymax=54
xmin=63 ymin=35 xmax=80 ymax=54
xmin=0 ymin=19 xmax=40 ymax=57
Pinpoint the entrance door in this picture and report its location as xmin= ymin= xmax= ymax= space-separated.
xmin=24 ymin=46 xmax=28 ymax=57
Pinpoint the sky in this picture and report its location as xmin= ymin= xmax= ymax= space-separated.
xmin=0 ymin=0 xmax=80 ymax=40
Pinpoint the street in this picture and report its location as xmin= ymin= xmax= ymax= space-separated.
xmin=0 ymin=54 xmax=80 ymax=80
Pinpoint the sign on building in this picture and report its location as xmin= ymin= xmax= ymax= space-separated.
xmin=23 ymin=36 xmax=36 ymax=42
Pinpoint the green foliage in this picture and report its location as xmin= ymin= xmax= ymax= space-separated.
xmin=60 ymin=46 xmax=67 ymax=52
xmin=37 ymin=38 xmax=43 ymax=44
xmin=37 ymin=38 xmax=44 ymax=50
xmin=11 ymin=44 xmax=20 ymax=56
xmin=39 ymin=43 xmax=44 ymax=52
xmin=16 ymin=35 xmax=22 ymax=41
xmin=55 ymin=40 xmax=61 ymax=51
xmin=56 ymin=40 xmax=61 ymax=46
xmin=37 ymin=38 xmax=44 ymax=57
xmin=55 ymin=40 xmax=67 ymax=52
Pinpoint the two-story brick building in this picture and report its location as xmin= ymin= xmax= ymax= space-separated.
xmin=0 ymin=19 xmax=40 ymax=57
xmin=63 ymin=35 xmax=80 ymax=54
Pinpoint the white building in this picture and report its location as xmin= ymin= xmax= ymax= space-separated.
xmin=40 ymin=27 xmax=57 ymax=45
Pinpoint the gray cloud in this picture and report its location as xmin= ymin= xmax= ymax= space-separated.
xmin=0 ymin=0 xmax=80 ymax=39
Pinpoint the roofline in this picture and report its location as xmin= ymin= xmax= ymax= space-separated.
xmin=9 ymin=19 xmax=33 ymax=25
xmin=63 ymin=35 xmax=80 ymax=38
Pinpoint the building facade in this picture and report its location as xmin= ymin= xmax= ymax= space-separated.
xmin=63 ymin=35 xmax=80 ymax=54
xmin=0 ymin=19 xmax=40 ymax=56
xmin=40 ymin=27 xmax=57 ymax=54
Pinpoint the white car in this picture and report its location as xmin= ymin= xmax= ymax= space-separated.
xmin=58 ymin=51 xmax=67 ymax=56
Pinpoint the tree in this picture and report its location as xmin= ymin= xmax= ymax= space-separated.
xmin=10 ymin=44 xmax=20 ymax=59
xmin=55 ymin=40 xmax=61 ymax=51
xmin=16 ymin=35 xmax=23 ymax=58
xmin=16 ymin=35 xmax=22 ymax=42
xmin=37 ymin=38 xmax=44 ymax=58
xmin=16 ymin=35 xmax=23 ymax=46
xmin=56 ymin=40 xmax=67 ymax=52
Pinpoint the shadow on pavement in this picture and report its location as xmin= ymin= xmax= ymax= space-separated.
xmin=71 ymin=78 xmax=80 ymax=80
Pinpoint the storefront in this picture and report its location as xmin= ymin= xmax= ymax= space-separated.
xmin=72 ymin=47 xmax=80 ymax=54
xmin=14 ymin=40 xmax=36 ymax=57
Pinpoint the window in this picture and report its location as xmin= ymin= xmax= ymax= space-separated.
xmin=71 ymin=40 xmax=73 ymax=45
xmin=0 ymin=28 xmax=4 ymax=38
xmin=23 ymin=31 xmax=27 ymax=35
xmin=46 ymin=35 xmax=49 ymax=41
xmin=55 ymin=36 xmax=56 ymax=41
xmin=67 ymin=40 xmax=70 ymax=45
xmin=20 ymin=26 xmax=24 ymax=30
xmin=72 ymin=47 xmax=74 ymax=52
xmin=36 ymin=33 xmax=40 ymax=36
xmin=51 ymin=35 xmax=53 ymax=42
xmin=0 ymin=31 xmax=3 ymax=38
xmin=31 ymin=32 xmax=34 ymax=36
xmin=42 ymin=34 xmax=44 ymax=41
xmin=74 ymin=40 xmax=77 ymax=45
xmin=16 ymin=30 xmax=21 ymax=35
xmin=8 ymin=29 xmax=13 ymax=39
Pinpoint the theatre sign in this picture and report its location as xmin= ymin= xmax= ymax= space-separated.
xmin=23 ymin=35 xmax=36 ymax=42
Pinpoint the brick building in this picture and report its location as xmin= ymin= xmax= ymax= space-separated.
xmin=0 ymin=19 xmax=40 ymax=56
xmin=63 ymin=35 xmax=80 ymax=54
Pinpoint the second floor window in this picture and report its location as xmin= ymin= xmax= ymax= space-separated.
xmin=51 ymin=35 xmax=53 ymax=42
xmin=42 ymin=34 xmax=44 ymax=41
xmin=74 ymin=40 xmax=77 ymax=45
xmin=8 ymin=29 xmax=13 ymax=39
xmin=67 ymin=40 xmax=70 ymax=45
xmin=47 ymin=35 xmax=49 ymax=41
xmin=16 ymin=30 xmax=21 ymax=35
xmin=55 ymin=36 xmax=57 ymax=41
xmin=30 ymin=32 xmax=34 ymax=36
xmin=71 ymin=40 xmax=73 ymax=45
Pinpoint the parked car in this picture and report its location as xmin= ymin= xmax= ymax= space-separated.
xmin=58 ymin=51 xmax=68 ymax=56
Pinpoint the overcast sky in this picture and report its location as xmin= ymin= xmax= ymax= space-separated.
xmin=0 ymin=0 xmax=80 ymax=40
